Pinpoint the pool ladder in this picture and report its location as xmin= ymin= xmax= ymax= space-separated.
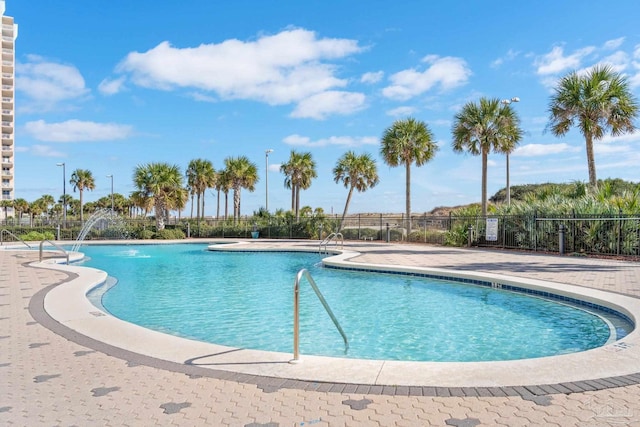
xmin=291 ymin=268 xmax=348 ymax=362
xmin=319 ymin=232 xmax=343 ymax=254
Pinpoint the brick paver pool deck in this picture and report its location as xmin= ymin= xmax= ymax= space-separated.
xmin=2 ymin=240 xmax=640 ymax=426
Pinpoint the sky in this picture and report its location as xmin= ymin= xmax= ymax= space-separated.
xmin=10 ymin=0 xmax=640 ymax=216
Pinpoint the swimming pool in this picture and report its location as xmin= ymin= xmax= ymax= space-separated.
xmin=82 ymin=243 xmax=632 ymax=362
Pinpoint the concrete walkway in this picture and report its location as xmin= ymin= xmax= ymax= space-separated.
xmin=2 ymin=241 xmax=640 ymax=426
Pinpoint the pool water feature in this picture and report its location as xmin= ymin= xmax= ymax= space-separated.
xmin=83 ymin=243 xmax=632 ymax=362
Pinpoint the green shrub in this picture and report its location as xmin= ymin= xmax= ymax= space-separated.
xmin=19 ymin=231 xmax=55 ymax=241
xmin=154 ymin=229 xmax=186 ymax=240
xmin=138 ymin=229 xmax=155 ymax=240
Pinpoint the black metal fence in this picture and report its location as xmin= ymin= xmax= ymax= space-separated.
xmin=2 ymin=213 xmax=639 ymax=259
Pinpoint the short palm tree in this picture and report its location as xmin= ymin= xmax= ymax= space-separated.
xmin=452 ymin=98 xmax=522 ymax=216
xmin=133 ymin=162 xmax=183 ymax=231
xmin=186 ymin=158 xmax=216 ymax=220
xmin=548 ymin=65 xmax=638 ymax=190
xmin=13 ymin=198 xmax=28 ymax=221
xmin=224 ymin=156 xmax=259 ymax=222
xmin=280 ymin=150 xmax=317 ymax=220
xmin=381 ymin=117 xmax=438 ymax=231
xmin=0 ymin=199 xmax=13 ymax=220
xmin=70 ymin=168 xmax=95 ymax=222
xmin=333 ymin=151 xmax=379 ymax=231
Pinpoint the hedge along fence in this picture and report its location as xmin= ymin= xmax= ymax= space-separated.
xmin=2 ymin=213 xmax=639 ymax=258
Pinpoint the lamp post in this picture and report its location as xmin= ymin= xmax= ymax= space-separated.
xmin=265 ymin=149 xmax=273 ymax=212
xmin=106 ymin=174 xmax=114 ymax=214
xmin=500 ymin=97 xmax=519 ymax=206
xmin=56 ymin=162 xmax=66 ymax=224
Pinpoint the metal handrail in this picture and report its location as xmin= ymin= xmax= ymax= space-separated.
xmin=291 ymin=268 xmax=348 ymax=362
xmin=0 ymin=229 xmax=31 ymax=248
xmin=39 ymin=240 xmax=69 ymax=265
xmin=319 ymin=232 xmax=343 ymax=253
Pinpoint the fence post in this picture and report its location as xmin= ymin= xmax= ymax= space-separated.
xmin=559 ymin=224 xmax=565 ymax=255
xmin=386 ymin=223 xmax=390 ymax=243
xmin=468 ymin=226 xmax=473 ymax=248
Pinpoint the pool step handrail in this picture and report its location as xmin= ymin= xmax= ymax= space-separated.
xmin=319 ymin=232 xmax=343 ymax=254
xmin=0 ymin=229 xmax=32 ymax=248
xmin=39 ymin=240 xmax=69 ymax=265
xmin=292 ymin=268 xmax=348 ymax=362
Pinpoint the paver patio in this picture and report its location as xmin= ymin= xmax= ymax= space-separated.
xmin=2 ymin=240 xmax=640 ymax=426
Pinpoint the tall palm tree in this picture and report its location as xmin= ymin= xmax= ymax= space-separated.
xmin=186 ymin=158 xmax=216 ymax=220
xmin=224 ymin=156 xmax=259 ymax=222
xmin=69 ymin=169 xmax=95 ymax=222
xmin=280 ymin=150 xmax=317 ymax=220
xmin=381 ymin=117 xmax=438 ymax=230
xmin=132 ymin=162 xmax=183 ymax=231
xmin=548 ymin=65 xmax=639 ymax=190
xmin=39 ymin=194 xmax=55 ymax=220
xmin=452 ymin=98 xmax=522 ymax=216
xmin=333 ymin=151 xmax=379 ymax=231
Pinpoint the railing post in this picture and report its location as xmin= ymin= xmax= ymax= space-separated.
xmin=468 ymin=226 xmax=473 ymax=247
xmin=386 ymin=223 xmax=390 ymax=243
xmin=559 ymin=224 xmax=565 ymax=255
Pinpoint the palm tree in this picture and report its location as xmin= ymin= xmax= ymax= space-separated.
xmin=13 ymin=198 xmax=28 ymax=222
xmin=132 ymin=162 xmax=183 ymax=231
xmin=39 ymin=194 xmax=55 ymax=220
xmin=0 ymin=199 xmax=13 ymax=220
xmin=215 ymin=169 xmax=232 ymax=220
xmin=548 ymin=65 xmax=639 ymax=190
xmin=333 ymin=151 xmax=379 ymax=231
xmin=186 ymin=159 xmax=216 ymax=220
xmin=452 ymin=98 xmax=522 ymax=216
xmin=381 ymin=117 xmax=438 ymax=230
xmin=280 ymin=150 xmax=317 ymax=220
xmin=70 ymin=168 xmax=95 ymax=222
xmin=224 ymin=156 xmax=259 ymax=222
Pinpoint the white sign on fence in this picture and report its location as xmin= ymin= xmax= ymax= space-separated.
xmin=486 ymin=217 xmax=498 ymax=241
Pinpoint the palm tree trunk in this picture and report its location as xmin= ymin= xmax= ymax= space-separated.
xmin=190 ymin=194 xmax=194 ymax=219
xmin=155 ymin=199 xmax=165 ymax=231
xmin=201 ymin=191 xmax=206 ymax=220
xmin=224 ymin=192 xmax=228 ymax=220
xmin=233 ymin=187 xmax=240 ymax=223
xmin=405 ymin=160 xmax=411 ymax=232
xmin=481 ymin=148 xmax=488 ymax=216
xmin=196 ymin=193 xmax=201 ymax=219
xmin=585 ymin=134 xmax=598 ymax=190
xmin=216 ymin=188 xmax=220 ymax=219
xmin=339 ymin=186 xmax=355 ymax=232
xmin=79 ymin=189 xmax=84 ymax=222
xmin=295 ymin=185 xmax=300 ymax=221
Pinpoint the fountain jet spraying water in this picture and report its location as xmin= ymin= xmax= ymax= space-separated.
xmin=71 ymin=209 xmax=127 ymax=252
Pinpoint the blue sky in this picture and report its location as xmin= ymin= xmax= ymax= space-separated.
xmin=12 ymin=0 xmax=640 ymax=216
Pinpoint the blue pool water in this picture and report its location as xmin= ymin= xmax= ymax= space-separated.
xmin=81 ymin=243 xmax=632 ymax=362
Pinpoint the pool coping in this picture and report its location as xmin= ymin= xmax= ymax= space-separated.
xmin=22 ymin=241 xmax=640 ymax=395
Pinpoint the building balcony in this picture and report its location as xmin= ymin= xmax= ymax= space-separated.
xmin=2 ymin=120 xmax=12 ymax=127
xmin=2 ymin=85 xmax=12 ymax=91
xmin=2 ymin=110 xmax=11 ymax=115
xmin=2 ymin=134 xmax=11 ymax=139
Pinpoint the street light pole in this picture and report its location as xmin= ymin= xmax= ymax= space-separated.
xmin=500 ymin=97 xmax=519 ymax=206
xmin=56 ymin=162 xmax=66 ymax=224
xmin=106 ymin=174 xmax=114 ymax=214
xmin=265 ymin=149 xmax=273 ymax=212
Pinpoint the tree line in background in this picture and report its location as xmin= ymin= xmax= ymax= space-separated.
xmin=2 ymin=65 xmax=638 ymax=232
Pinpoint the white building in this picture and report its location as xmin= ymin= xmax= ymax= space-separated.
xmin=0 ymin=0 xmax=16 ymax=220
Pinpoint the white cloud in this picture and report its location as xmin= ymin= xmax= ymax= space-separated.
xmin=600 ymin=131 xmax=640 ymax=144
xmin=382 ymin=55 xmax=471 ymax=101
xmin=109 ymin=28 xmax=363 ymax=112
xmin=29 ymin=145 xmax=66 ymax=157
xmin=603 ymin=37 xmax=625 ymax=50
xmin=23 ymin=120 xmax=134 ymax=142
xmin=188 ymin=92 xmax=217 ymax=103
xmin=513 ymin=143 xmax=580 ymax=157
xmin=290 ymin=90 xmax=366 ymax=120
xmin=386 ymin=106 xmax=416 ymax=117
xmin=491 ymin=49 xmax=519 ymax=68
xmin=98 ymin=76 xmax=126 ymax=95
xmin=16 ymin=54 xmax=90 ymax=112
xmin=534 ymin=46 xmax=595 ymax=75
xmin=283 ymin=133 xmax=377 ymax=148
xmin=361 ymin=71 xmax=384 ymax=84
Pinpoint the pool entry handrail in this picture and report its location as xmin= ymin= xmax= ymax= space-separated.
xmin=291 ymin=268 xmax=348 ymax=362
xmin=319 ymin=232 xmax=343 ymax=254
xmin=0 ymin=229 xmax=32 ymax=248
xmin=39 ymin=240 xmax=69 ymax=265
